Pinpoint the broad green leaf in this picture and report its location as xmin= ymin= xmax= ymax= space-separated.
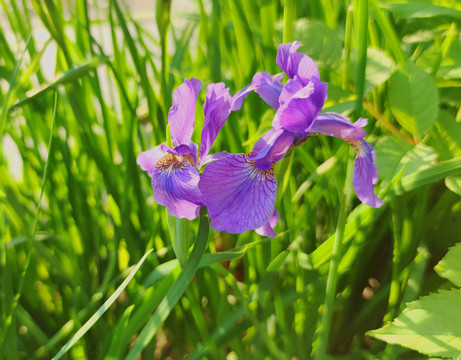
xmin=368 ymin=289 xmax=461 ymax=359
xmin=430 ymin=111 xmax=461 ymax=160
xmin=435 ymin=243 xmax=461 ymax=287
xmin=446 ymin=175 xmax=461 ymax=196
xmin=363 ymin=48 xmax=393 ymax=94
xmin=388 ymin=62 xmax=439 ymax=139
xmin=294 ymin=19 xmax=342 ymax=68
xmin=350 ymin=48 xmax=394 ymax=94
xmin=374 ymin=136 xmax=412 ymax=182
xmin=381 ymin=3 xmax=461 ymax=20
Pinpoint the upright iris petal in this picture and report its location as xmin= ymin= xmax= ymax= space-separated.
xmin=199 ymin=154 xmax=277 ymax=234
xmin=138 ymin=78 xmax=235 ymax=220
xmin=199 ymin=83 xmax=232 ymax=166
xmin=276 ymin=41 xmax=320 ymax=82
xmin=168 ymin=78 xmax=201 ymax=146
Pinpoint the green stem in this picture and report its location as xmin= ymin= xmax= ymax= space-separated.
xmin=283 ymin=0 xmax=296 ymax=44
xmin=126 ymin=208 xmax=210 ymax=360
xmin=342 ymin=5 xmax=353 ymax=90
xmin=355 ymin=0 xmax=369 ymax=116
xmin=315 ymin=148 xmax=354 ymax=360
xmin=371 ymin=0 xmax=407 ymax=69
xmin=168 ymin=214 xmax=190 ymax=266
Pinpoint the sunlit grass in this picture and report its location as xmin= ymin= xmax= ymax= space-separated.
xmin=1 ymin=0 xmax=460 ymax=359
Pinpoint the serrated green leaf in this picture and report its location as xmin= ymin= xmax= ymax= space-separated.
xmin=388 ymin=62 xmax=439 ymax=139
xmin=368 ymin=289 xmax=461 ymax=359
xmin=435 ymin=243 xmax=461 ymax=287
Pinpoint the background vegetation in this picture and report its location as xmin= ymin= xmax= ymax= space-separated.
xmin=1 ymin=0 xmax=461 ymax=359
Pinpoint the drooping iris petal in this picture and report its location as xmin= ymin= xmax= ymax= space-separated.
xmin=276 ymin=41 xmax=320 ymax=81
xmin=352 ymin=141 xmax=382 ymax=208
xmin=252 ymin=72 xmax=283 ymax=109
xmin=247 ymin=128 xmax=295 ymax=170
xmin=168 ymin=78 xmax=201 ymax=146
xmin=310 ymin=113 xmax=367 ymax=142
xmin=199 ymin=83 xmax=232 ymax=165
xmin=151 ymin=154 xmax=203 ymax=220
xmin=255 ymin=209 xmax=279 ymax=237
xmin=276 ymin=77 xmax=327 ymax=134
xmin=137 ymin=145 xmax=166 ymax=177
xmin=199 ymin=154 xmax=277 ymax=234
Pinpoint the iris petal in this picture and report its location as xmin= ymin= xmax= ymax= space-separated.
xmin=231 ymin=83 xmax=254 ymax=111
xmin=352 ymin=141 xmax=382 ymax=208
xmin=151 ymin=154 xmax=203 ymax=220
xmin=255 ymin=209 xmax=279 ymax=237
xmin=277 ymin=77 xmax=327 ymax=134
xmin=252 ymin=72 xmax=284 ymax=110
xmin=199 ymin=154 xmax=277 ymax=234
xmin=276 ymin=42 xmax=320 ymax=81
xmin=247 ymin=128 xmax=294 ymax=170
xmin=311 ymin=113 xmax=367 ymax=142
xmin=168 ymin=78 xmax=201 ymax=146
xmin=137 ymin=145 xmax=166 ymax=177
xmin=199 ymin=83 xmax=232 ymax=166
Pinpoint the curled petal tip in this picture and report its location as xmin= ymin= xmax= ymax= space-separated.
xmin=256 ymin=209 xmax=279 ymax=237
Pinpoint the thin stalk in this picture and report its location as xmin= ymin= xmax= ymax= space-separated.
xmin=315 ymin=148 xmax=354 ymax=360
xmin=283 ymin=0 xmax=296 ymax=44
xmin=342 ymin=5 xmax=353 ymax=90
xmin=355 ymin=0 xmax=368 ymax=116
xmin=371 ymin=0 xmax=407 ymax=69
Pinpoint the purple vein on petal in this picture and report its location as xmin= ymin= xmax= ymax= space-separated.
xmin=199 ymin=154 xmax=277 ymax=234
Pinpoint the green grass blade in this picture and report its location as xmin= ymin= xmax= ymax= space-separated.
xmin=126 ymin=209 xmax=210 ymax=359
xmin=8 ymin=57 xmax=108 ymax=111
xmin=52 ymin=248 xmax=153 ymax=360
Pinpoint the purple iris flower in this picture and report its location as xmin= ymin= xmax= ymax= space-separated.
xmin=137 ymin=78 xmax=234 ymax=220
xmin=200 ymin=41 xmax=382 ymax=236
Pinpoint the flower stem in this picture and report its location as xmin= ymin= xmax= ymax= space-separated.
xmin=315 ymin=148 xmax=354 ymax=359
xmin=355 ymin=0 xmax=369 ymax=116
xmin=283 ymin=0 xmax=296 ymax=44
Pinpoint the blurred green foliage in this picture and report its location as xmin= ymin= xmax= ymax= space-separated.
xmin=0 ymin=0 xmax=461 ymax=359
